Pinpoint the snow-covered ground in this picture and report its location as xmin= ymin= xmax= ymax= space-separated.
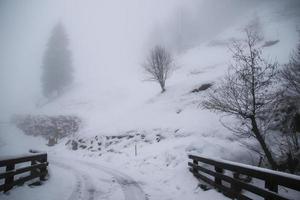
xmin=1 ymin=0 xmax=300 ymax=200
xmin=0 ymin=126 xmax=230 ymax=200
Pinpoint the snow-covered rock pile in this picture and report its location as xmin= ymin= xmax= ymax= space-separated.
xmin=65 ymin=128 xmax=185 ymax=153
xmin=11 ymin=115 xmax=81 ymax=140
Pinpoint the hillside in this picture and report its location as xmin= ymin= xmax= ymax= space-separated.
xmin=29 ymin=1 xmax=299 ymax=136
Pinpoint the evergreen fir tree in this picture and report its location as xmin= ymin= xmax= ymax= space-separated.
xmin=41 ymin=22 xmax=73 ymax=98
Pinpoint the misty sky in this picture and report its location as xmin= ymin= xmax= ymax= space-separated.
xmin=0 ymin=0 xmax=299 ymax=120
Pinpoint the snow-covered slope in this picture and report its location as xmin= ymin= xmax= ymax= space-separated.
xmin=30 ymin=1 xmax=299 ymax=137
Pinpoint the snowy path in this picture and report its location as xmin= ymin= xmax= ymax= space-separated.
xmin=51 ymin=156 xmax=147 ymax=200
xmin=51 ymin=161 xmax=97 ymax=200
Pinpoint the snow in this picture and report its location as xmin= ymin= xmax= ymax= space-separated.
xmin=0 ymin=125 xmax=241 ymax=200
xmin=1 ymin=1 xmax=300 ymax=200
xmin=0 ymin=164 xmax=76 ymax=200
xmin=0 ymin=153 xmax=45 ymax=163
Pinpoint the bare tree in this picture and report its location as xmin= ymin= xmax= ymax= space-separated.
xmin=202 ymin=27 xmax=279 ymax=169
xmin=274 ymin=36 xmax=300 ymax=172
xmin=143 ymin=45 xmax=173 ymax=93
xmin=247 ymin=16 xmax=264 ymax=42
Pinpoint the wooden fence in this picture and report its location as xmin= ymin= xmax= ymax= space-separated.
xmin=188 ymin=154 xmax=300 ymax=200
xmin=0 ymin=153 xmax=48 ymax=192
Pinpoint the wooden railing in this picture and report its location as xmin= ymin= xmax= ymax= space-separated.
xmin=188 ymin=154 xmax=300 ymax=200
xmin=0 ymin=153 xmax=48 ymax=192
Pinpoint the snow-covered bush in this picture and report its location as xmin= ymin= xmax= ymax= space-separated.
xmin=11 ymin=115 xmax=81 ymax=144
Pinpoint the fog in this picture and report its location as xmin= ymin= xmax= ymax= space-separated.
xmin=0 ymin=0 xmax=299 ymax=120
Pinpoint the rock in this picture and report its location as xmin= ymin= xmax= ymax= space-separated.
xmin=191 ymin=83 xmax=213 ymax=93
xmin=71 ymin=140 xmax=78 ymax=150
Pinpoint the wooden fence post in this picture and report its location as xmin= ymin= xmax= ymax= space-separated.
xmin=4 ymin=164 xmax=15 ymax=192
xmin=39 ymin=155 xmax=48 ymax=181
xmin=31 ymin=160 xmax=37 ymax=177
xmin=230 ymin=172 xmax=242 ymax=198
xmin=214 ymin=166 xmax=223 ymax=186
xmin=193 ymin=159 xmax=198 ymax=174
xmin=265 ymin=178 xmax=278 ymax=200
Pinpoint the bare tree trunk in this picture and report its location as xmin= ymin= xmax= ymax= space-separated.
xmin=250 ymin=116 xmax=278 ymax=170
xmin=160 ymin=82 xmax=166 ymax=93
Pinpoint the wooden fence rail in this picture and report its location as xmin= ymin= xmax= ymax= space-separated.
xmin=188 ymin=154 xmax=300 ymax=200
xmin=0 ymin=153 xmax=48 ymax=193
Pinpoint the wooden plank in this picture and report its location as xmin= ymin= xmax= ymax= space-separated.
xmin=0 ymin=153 xmax=47 ymax=167
xmin=189 ymin=155 xmax=300 ymax=191
xmin=0 ymin=171 xmax=14 ymax=180
xmin=189 ymin=168 xmax=251 ymax=200
xmin=0 ymin=163 xmax=48 ymax=179
xmin=12 ymin=172 xmax=43 ymax=187
xmin=189 ymin=163 xmax=290 ymax=200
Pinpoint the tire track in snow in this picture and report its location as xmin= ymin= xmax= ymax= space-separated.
xmin=51 ymin=161 xmax=96 ymax=200
xmin=77 ymin=160 xmax=147 ymax=200
xmin=51 ymin=157 xmax=146 ymax=200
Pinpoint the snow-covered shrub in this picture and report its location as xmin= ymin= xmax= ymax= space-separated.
xmin=11 ymin=115 xmax=81 ymax=143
